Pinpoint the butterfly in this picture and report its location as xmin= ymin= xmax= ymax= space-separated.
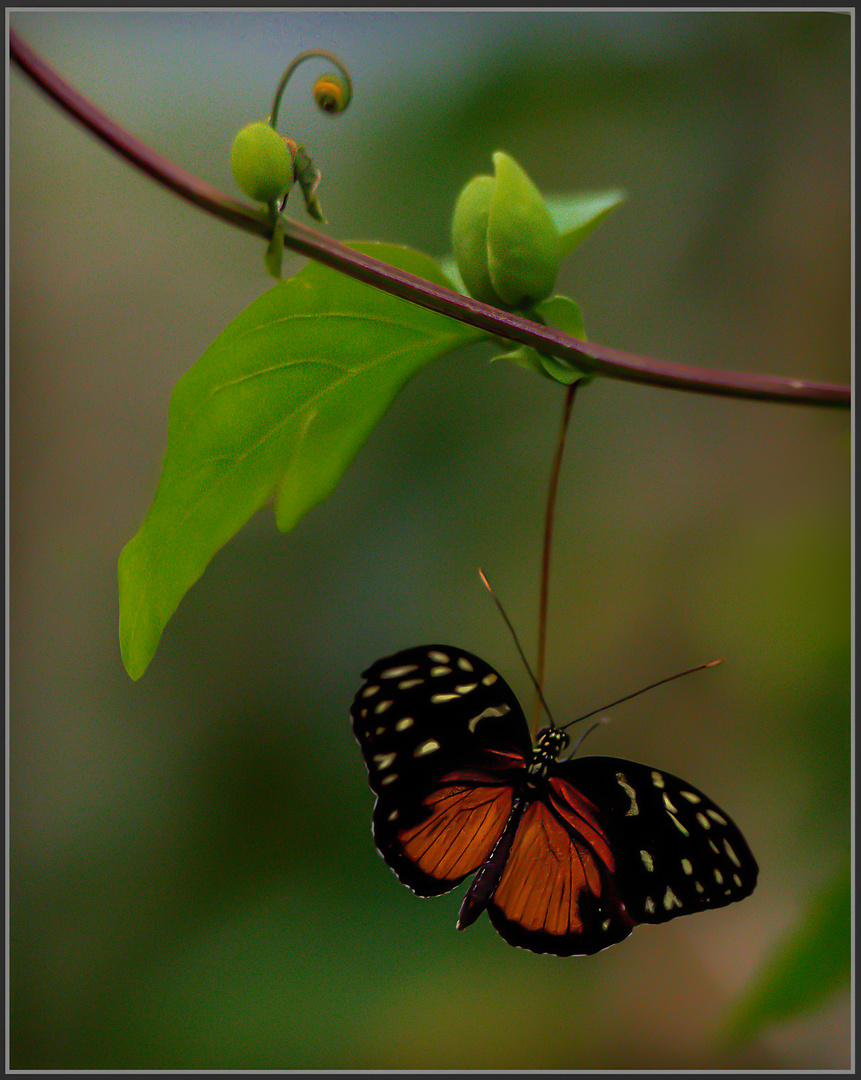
xmin=351 ymin=644 xmax=758 ymax=956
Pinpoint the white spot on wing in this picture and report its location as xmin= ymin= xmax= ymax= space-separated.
xmin=706 ymin=808 xmax=728 ymax=825
xmin=651 ymin=770 xmax=665 ymax=789
xmin=640 ymin=850 xmax=654 ymax=872
xmin=455 ymin=683 xmax=478 ymax=694
xmin=380 ymin=664 xmax=418 ymax=679
xmin=430 ymin=666 xmax=451 ymax=677
xmin=398 ymin=678 xmax=424 ymax=690
xmin=680 ymin=790 xmax=701 ymax=803
xmin=431 ymin=693 xmax=459 ymax=704
xmin=373 ymin=752 xmax=396 ymax=770
xmin=374 ymin=700 xmax=393 ymax=715
xmin=663 ymin=886 xmax=682 ymax=911
xmin=616 ymin=773 xmax=639 ymax=816
xmin=467 ymin=704 xmax=511 ymax=731
xmin=481 ymin=673 xmax=498 ymax=686
xmin=395 ymin=717 xmax=414 ymax=731
xmin=362 ymin=684 xmax=380 ymax=698
xmin=414 ymin=738 xmax=441 ymax=757
xmin=724 ymin=839 xmax=741 ymax=867
xmin=457 ymin=657 xmax=474 ymax=672
xmin=428 ymin=650 xmax=449 ymax=663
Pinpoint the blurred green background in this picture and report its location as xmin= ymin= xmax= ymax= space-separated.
xmin=9 ymin=10 xmax=850 ymax=1070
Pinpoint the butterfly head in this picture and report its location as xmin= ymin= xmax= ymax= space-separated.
xmin=525 ymin=726 xmax=569 ymax=790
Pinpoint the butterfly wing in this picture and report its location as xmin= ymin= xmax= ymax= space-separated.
xmin=485 ymin=754 xmax=758 ymax=955
xmin=565 ymin=756 xmax=759 ymax=923
xmin=485 ymin=770 xmax=636 ymax=955
xmin=351 ymin=645 xmax=533 ymax=896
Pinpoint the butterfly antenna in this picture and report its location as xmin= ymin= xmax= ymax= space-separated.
xmin=478 ymin=568 xmax=556 ymax=728
xmin=559 ymin=658 xmax=724 ymax=732
xmin=566 ymin=717 xmax=609 ymax=758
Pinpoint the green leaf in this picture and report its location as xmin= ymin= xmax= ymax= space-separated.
xmin=722 ymin=858 xmax=851 ymax=1046
xmin=118 ymin=243 xmax=484 ymax=679
xmin=491 ymin=295 xmax=592 ymax=385
xmin=545 ymin=188 xmax=627 ymax=259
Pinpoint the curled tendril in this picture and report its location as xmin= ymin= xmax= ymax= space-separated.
xmin=268 ymin=49 xmax=353 ymax=130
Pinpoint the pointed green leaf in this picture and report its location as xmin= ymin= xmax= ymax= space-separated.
xmin=545 ymin=188 xmax=626 ymax=259
xmin=118 ymin=243 xmax=484 ymax=679
xmin=722 ymin=858 xmax=850 ymax=1046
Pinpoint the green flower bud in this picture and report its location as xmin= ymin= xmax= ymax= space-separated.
xmin=230 ymin=121 xmax=294 ymax=205
xmin=451 ymin=151 xmax=560 ymax=309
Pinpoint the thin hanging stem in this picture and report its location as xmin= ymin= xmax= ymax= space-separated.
xmin=533 ymin=382 xmax=578 ymax=734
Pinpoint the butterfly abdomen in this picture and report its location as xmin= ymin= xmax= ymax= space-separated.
xmin=457 ymin=796 xmax=528 ymax=930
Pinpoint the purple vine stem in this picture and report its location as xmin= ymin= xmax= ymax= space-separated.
xmin=10 ymin=28 xmax=850 ymax=409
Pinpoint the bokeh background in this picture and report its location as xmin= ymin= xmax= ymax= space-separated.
xmin=9 ymin=10 xmax=850 ymax=1070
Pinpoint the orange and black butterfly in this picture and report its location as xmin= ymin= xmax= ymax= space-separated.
xmin=351 ymin=645 xmax=758 ymax=956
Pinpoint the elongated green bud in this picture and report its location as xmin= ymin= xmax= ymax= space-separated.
xmin=451 ymin=151 xmax=560 ymax=309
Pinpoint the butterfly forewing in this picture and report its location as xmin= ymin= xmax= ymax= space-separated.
xmin=555 ymin=756 xmax=759 ymax=924
xmin=351 ymin=645 xmax=533 ymax=895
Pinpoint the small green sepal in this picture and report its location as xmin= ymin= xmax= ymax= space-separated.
xmin=265 ymin=217 xmax=286 ymax=280
xmin=491 ymin=296 xmax=593 ymax=385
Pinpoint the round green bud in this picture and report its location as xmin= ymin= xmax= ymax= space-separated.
xmin=230 ymin=121 xmax=295 ymax=205
xmin=451 ymin=151 xmax=560 ymax=309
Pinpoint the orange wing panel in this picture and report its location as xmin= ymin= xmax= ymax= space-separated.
xmin=487 ymin=780 xmax=635 ymax=955
xmin=398 ymin=781 xmax=514 ymax=882
xmin=491 ymin=800 xmax=593 ymax=935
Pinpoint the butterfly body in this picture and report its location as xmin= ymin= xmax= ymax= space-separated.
xmin=351 ymin=645 xmax=757 ymax=956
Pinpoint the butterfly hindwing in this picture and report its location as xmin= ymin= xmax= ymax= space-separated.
xmin=485 ymin=780 xmax=637 ymax=955
xmin=482 ymin=755 xmax=757 ymax=956
xmin=351 ymin=645 xmax=533 ymax=896
xmin=555 ymin=756 xmax=759 ymax=925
